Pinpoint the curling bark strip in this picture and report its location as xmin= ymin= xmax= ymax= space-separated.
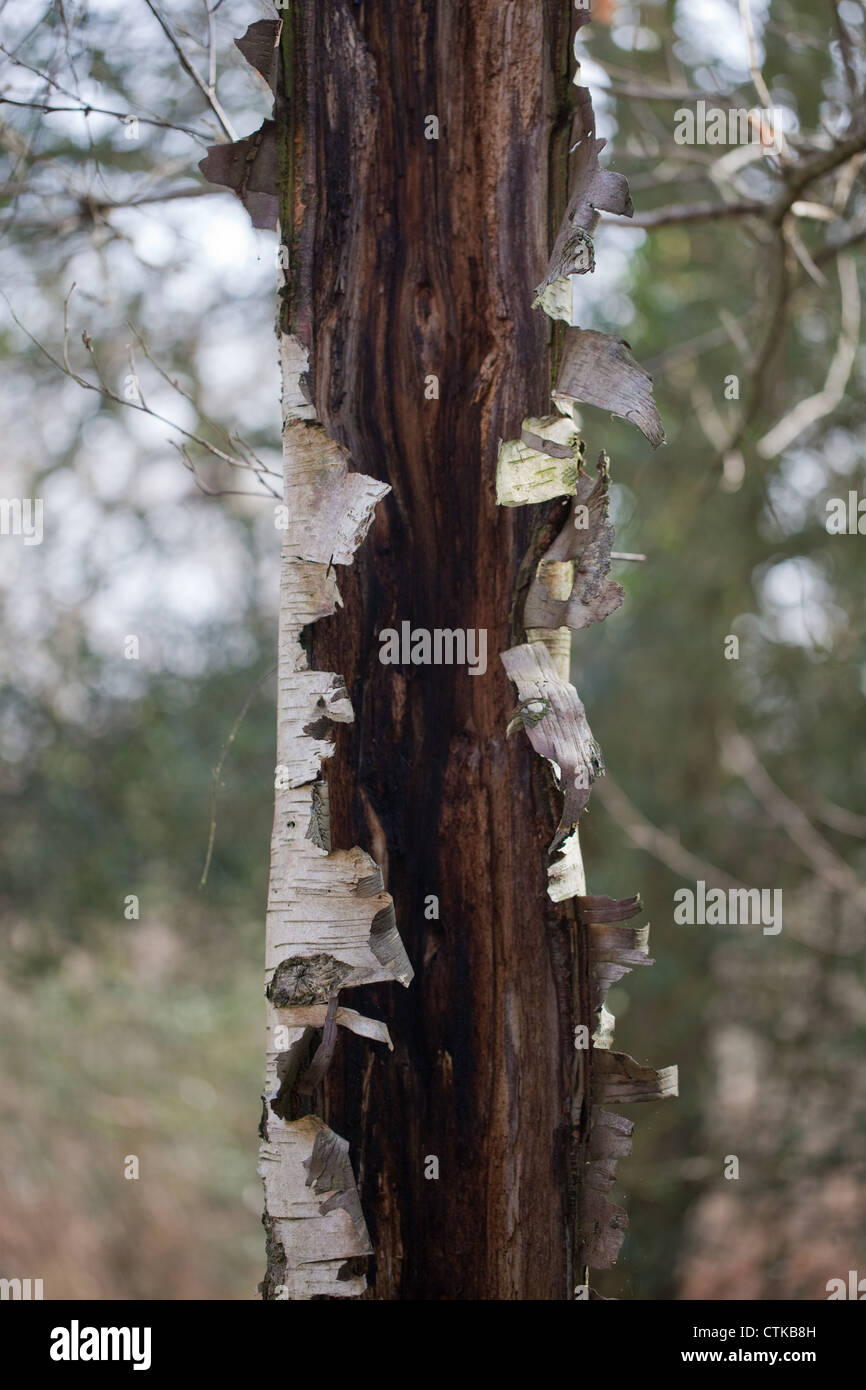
xmin=200 ymin=0 xmax=670 ymax=1300
xmin=200 ymin=11 xmax=413 ymax=1300
xmin=498 ymin=10 xmax=676 ymax=1294
xmin=257 ymin=336 xmax=412 ymax=1300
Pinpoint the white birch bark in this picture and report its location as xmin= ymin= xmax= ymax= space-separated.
xmin=258 ymin=334 xmax=412 ymax=1300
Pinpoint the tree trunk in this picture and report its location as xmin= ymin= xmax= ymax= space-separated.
xmin=195 ymin=0 xmax=676 ymax=1303
xmin=300 ymin=0 xmax=576 ymax=1300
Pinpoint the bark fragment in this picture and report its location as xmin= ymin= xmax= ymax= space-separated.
xmin=534 ymin=62 xmax=632 ymax=317
xmin=554 ymin=329 xmax=665 ymax=449
xmin=497 ymin=414 xmax=583 ymax=507
xmin=594 ymin=1049 xmax=679 ymax=1103
xmin=235 ymin=18 xmax=281 ymax=91
xmin=198 ymin=120 xmax=280 ymax=230
xmin=499 ymin=9 xmax=675 ymax=1297
xmin=258 ymin=327 xmax=413 ymax=1297
xmin=523 ymin=456 xmax=624 ymax=632
xmin=501 ymin=641 xmax=603 ymax=850
xmin=198 ymin=19 xmax=283 ymax=227
xmin=259 ymin=1115 xmax=371 ymax=1300
xmin=279 ymin=1005 xmax=393 ymax=1050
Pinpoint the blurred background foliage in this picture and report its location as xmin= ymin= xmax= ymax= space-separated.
xmin=1 ymin=0 xmax=864 ymax=1299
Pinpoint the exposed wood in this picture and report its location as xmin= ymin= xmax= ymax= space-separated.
xmin=201 ymin=12 xmax=417 ymax=1302
xmin=203 ymin=0 xmax=676 ymax=1301
xmin=305 ymin=0 xmax=578 ymax=1300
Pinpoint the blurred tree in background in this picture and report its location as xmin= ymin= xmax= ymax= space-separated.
xmin=575 ymin=0 xmax=866 ymax=1299
xmin=0 ymin=0 xmax=863 ymax=1299
xmin=0 ymin=0 xmax=280 ymax=1298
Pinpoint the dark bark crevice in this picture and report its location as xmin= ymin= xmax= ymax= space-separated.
xmin=298 ymin=0 xmax=575 ymax=1300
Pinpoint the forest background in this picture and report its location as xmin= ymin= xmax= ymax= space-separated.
xmin=1 ymin=0 xmax=864 ymax=1299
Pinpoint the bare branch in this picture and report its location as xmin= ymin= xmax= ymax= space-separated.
xmin=2 ymin=288 xmax=281 ymax=497
xmin=594 ymin=776 xmax=747 ymax=893
xmin=719 ymin=727 xmax=866 ymax=908
xmin=602 ymin=131 xmax=866 ymax=232
xmin=756 ymin=253 xmax=860 ymax=457
xmin=829 ymin=0 xmax=861 ymax=108
xmin=605 ymin=198 xmax=765 ymax=230
xmin=141 ymin=0 xmax=238 ymax=142
xmin=738 ymin=0 xmax=782 ymax=139
xmin=0 ymin=93 xmax=213 ymax=142
xmin=810 ymin=794 xmax=866 ymax=839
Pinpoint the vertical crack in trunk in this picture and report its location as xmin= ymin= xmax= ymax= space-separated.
xmin=201 ymin=0 xmax=672 ymax=1300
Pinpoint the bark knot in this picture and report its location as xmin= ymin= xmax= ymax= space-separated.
xmin=268 ymin=954 xmax=352 ymax=1007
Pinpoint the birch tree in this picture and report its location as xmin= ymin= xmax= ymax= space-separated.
xmin=3 ymin=0 xmax=864 ymax=1305
xmin=198 ymin=1 xmax=676 ymax=1300
xmin=193 ymin=0 xmax=866 ymax=1303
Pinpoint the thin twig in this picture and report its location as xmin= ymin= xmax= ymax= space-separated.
xmin=130 ymin=327 xmax=276 ymax=485
xmin=739 ymin=0 xmax=775 ymax=112
xmin=142 ymin=0 xmax=237 ymax=142
xmin=756 ymin=253 xmax=860 ymax=457
xmin=719 ymin=727 xmax=866 ymax=908
xmin=0 ymin=94 xmax=212 ymax=141
xmin=810 ymin=794 xmax=866 ymax=839
xmin=594 ymin=776 xmax=747 ymax=892
xmin=2 ymin=287 xmax=281 ymax=495
xmin=199 ymin=664 xmax=277 ymax=889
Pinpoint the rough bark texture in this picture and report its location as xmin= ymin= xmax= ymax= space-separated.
xmin=199 ymin=0 xmax=676 ymax=1301
xmin=303 ymin=0 xmax=577 ymax=1300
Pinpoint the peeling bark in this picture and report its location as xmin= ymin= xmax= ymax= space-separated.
xmin=256 ymin=328 xmax=413 ymax=1297
xmin=501 ymin=641 xmax=603 ymax=849
xmin=259 ymin=1115 xmax=371 ymax=1300
xmin=497 ymin=12 xmax=677 ymax=1298
xmin=202 ymin=1 xmax=675 ymax=1301
xmin=553 ymin=329 xmax=665 ymax=449
xmin=534 ymin=80 xmax=633 ymax=316
xmin=523 ymin=457 xmax=624 ymax=632
xmin=202 ymin=14 xmax=414 ymax=1302
xmin=497 ymin=413 xmax=583 ymax=507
